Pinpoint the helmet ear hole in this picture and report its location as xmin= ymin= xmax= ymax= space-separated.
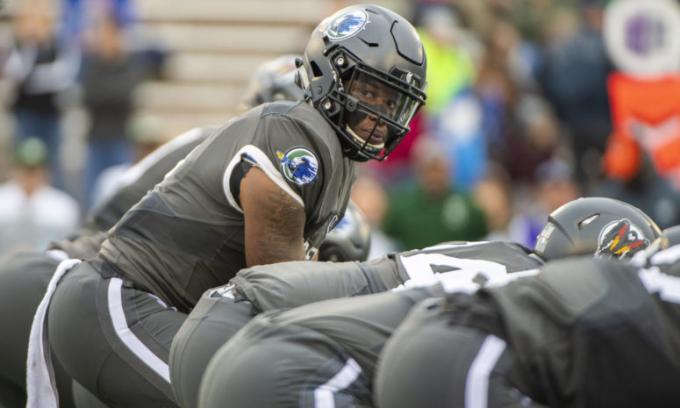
xmin=578 ymin=214 xmax=599 ymax=230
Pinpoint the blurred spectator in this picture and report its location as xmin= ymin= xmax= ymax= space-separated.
xmin=475 ymin=45 xmax=517 ymax=160
xmin=468 ymin=17 xmax=540 ymax=184
xmin=382 ymin=138 xmax=487 ymax=250
xmin=592 ymin=154 xmax=680 ymax=229
xmin=396 ymin=4 xmax=488 ymax=191
xmin=533 ymin=157 xmax=580 ymax=217
xmin=447 ymin=0 xmax=495 ymax=39
xmin=486 ymin=16 xmax=542 ymax=93
xmin=431 ymin=89 xmax=487 ymax=192
xmin=0 ymin=138 xmax=79 ymax=257
xmin=509 ymin=158 xmax=580 ymax=248
xmin=350 ymin=173 xmax=399 ymax=260
xmin=472 ymin=164 xmax=515 ymax=242
xmin=3 ymin=2 xmax=80 ymax=188
xmin=416 ymin=5 xmax=475 ymax=115
xmin=539 ymin=2 xmax=613 ymax=185
xmin=502 ymin=94 xmax=563 ymax=183
xmin=61 ymin=0 xmax=137 ymax=40
xmin=508 ymin=0 xmax=566 ymax=43
xmin=80 ymin=12 xmax=147 ymax=210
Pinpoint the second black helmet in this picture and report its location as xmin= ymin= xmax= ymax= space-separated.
xmin=534 ymin=197 xmax=663 ymax=261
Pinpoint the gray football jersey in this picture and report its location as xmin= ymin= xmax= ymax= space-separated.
xmin=97 ymin=101 xmax=354 ymax=311
xmin=391 ymin=241 xmax=543 ymax=292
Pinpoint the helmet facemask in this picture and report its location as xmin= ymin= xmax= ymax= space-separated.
xmin=320 ymin=50 xmax=425 ymax=161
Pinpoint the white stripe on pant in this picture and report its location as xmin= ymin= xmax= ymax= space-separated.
xmin=314 ymin=358 xmax=362 ymax=408
xmin=465 ymin=334 xmax=507 ymax=408
xmin=107 ymin=277 xmax=171 ymax=383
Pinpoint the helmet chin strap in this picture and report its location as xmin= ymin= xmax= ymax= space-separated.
xmin=345 ymin=125 xmax=385 ymax=151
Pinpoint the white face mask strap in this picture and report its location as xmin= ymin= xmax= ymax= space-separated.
xmin=297 ymin=65 xmax=311 ymax=94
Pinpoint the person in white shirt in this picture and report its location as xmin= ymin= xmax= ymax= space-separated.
xmin=0 ymin=138 xmax=80 ymax=257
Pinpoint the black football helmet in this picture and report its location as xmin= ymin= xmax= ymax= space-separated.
xmin=299 ymin=4 xmax=427 ymax=161
xmin=534 ymin=197 xmax=663 ymax=261
xmin=241 ymin=55 xmax=305 ymax=109
xmin=318 ymin=201 xmax=371 ymax=262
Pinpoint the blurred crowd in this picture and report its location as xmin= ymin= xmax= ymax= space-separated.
xmin=353 ymin=0 xmax=680 ymax=259
xmin=0 ymin=0 xmax=167 ymax=256
xmin=1 ymin=0 xmax=679 ymax=260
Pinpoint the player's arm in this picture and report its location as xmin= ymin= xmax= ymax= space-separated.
xmin=231 ymin=255 xmax=403 ymax=312
xmin=241 ymin=166 xmax=306 ymax=266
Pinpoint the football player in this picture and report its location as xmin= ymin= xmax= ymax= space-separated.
xmin=0 ymin=55 xmax=303 ymax=408
xmin=0 ymin=126 xmax=212 ymax=408
xmin=375 ymin=245 xmax=680 ymax=408
xmin=195 ymin=197 xmax=663 ymax=408
xmin=171 ymin=239 xmax=539 ymax=408
xmin=39 ymin=4 xmax=427 ymax=408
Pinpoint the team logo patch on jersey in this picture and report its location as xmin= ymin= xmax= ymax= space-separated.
xmin=324 ymin=9 xmax=369 ymax=41
xmin=278 ymin=147 xmax=319 ymax=185
xmin=596 ymin=219 xmax=650 ymax=259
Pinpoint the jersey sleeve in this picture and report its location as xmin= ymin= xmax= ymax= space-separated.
xmin=230 ymin=260 xmax=373 ymax=312
xmin=226 ymin=113 xmax=329 ymax=213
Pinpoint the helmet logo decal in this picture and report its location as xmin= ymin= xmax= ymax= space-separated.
xmin=278 ymin=147 xmax=319 ymax=185
xmin=325 ymin=9 xmax=369 ymax=41
xmin=596 ymin=219 xmax=650 ymax=259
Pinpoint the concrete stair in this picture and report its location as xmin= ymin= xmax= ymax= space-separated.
xmin=1 ymin=0 xmax=407 ymax=138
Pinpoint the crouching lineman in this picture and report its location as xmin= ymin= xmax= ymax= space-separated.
xmin=0 ymin=125 xmax=212 ymax=408
xmin=375 ymin=244 xmax=680 ymax=408
xmin=193 ymin=196 xmax=663 ymax=408
xmin=170 ymin=218 xmax=540 ymax=408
